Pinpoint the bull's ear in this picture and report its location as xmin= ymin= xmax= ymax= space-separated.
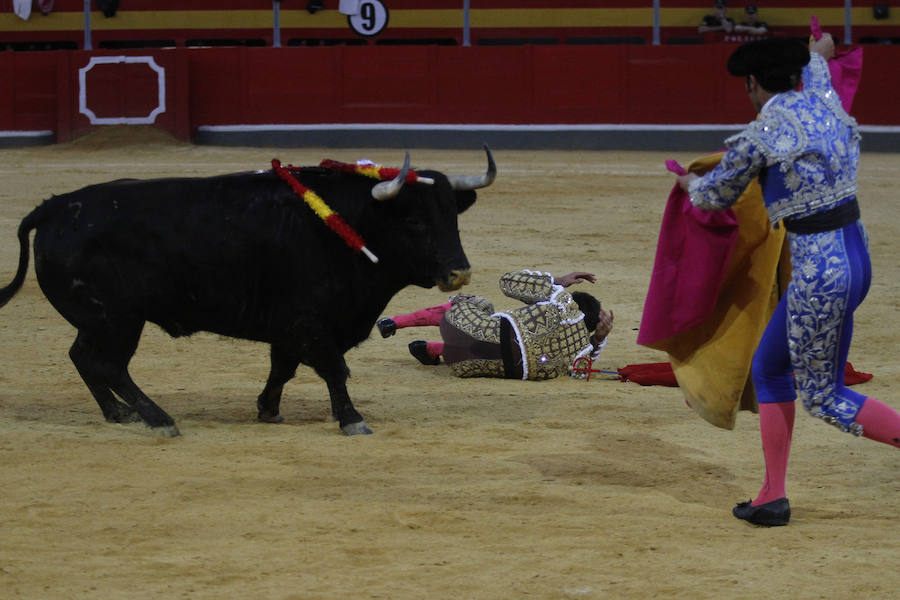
xmin=455 ymin=190 xmax=477 ymax=214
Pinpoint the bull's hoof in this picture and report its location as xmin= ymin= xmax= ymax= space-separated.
xmin=107 ymin=411 xmax=142 ymax=424
xmin=152 ymin=425 xmax=181 ymax=438
xmin=341 ymin=420 xmax=373 ymax=436
xmin=257 ymin=412 xmax=285 ymax=424
xmin=105 ymin=403 xmax=142 ymax=424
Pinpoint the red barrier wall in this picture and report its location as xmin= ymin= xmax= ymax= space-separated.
xmin=1 ymin=45 xmax=897 ymax=142
xmin=0 ymin=51 xmax=59 ymax=131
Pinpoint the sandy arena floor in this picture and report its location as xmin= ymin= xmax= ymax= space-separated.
xmin=0 ymin=127 xmax=898 ymax=599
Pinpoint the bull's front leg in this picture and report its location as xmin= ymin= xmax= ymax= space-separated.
xmin=325 ymin=378 xmax=372 ymax=435
xmin=313 ymin=353 xmax=372 ymax=436
xmin=261 ymin=341 xmax=372 ymax=435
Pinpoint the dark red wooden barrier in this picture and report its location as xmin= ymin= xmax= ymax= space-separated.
xmin=1 ymin=44 xmax=897 ymax=142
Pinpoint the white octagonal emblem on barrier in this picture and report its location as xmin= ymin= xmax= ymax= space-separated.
xmin=78 ymin=56 xmax=166 ymax=125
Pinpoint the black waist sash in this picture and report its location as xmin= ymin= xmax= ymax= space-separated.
xmin=783 ymin=198 xmax=859 ymax=234
xmin=500 ymin=318 xmax=524 ymax=380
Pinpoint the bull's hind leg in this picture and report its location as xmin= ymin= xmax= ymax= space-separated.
xmin=256 ymin=344 xmax=298 ymax=424
xmin=70 ymin=332 xmax=140 ymax=424
xmin=69 ymin=325 xmax=179 ymax=437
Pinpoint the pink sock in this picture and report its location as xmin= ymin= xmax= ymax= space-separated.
xmin=855 ymin=398 xmax=900 ymax=448
xmin=754 ymin=401 xmax=795 ymax=506
xmin=392 ymin=303 xmax=452 ymax=328
xmin=426 ymin=342 xmax=444 ymax=359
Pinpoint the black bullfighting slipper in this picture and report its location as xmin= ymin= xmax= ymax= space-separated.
xmin=376 ymin=318 xmax=397 ymax=338
xmin=409 ymin=341 xmax=440 ymax=366
xmin=733 ymin=497 xmax=791 ymax=527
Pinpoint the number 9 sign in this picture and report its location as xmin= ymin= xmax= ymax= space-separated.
xmin=348 ymin=1 xmax=389 ymax=37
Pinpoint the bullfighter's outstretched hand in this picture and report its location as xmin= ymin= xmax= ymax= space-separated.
xmin=555 ymin=272 xmax=597 ymax=287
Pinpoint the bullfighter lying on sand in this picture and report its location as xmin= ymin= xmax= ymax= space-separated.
xmin=376 ymin=269 xmax=614 ymax=380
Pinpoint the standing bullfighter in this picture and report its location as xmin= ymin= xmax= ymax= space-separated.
xmin=676 ymin=36 xmax=900 ymax=526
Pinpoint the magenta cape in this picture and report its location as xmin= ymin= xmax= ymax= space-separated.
xmin=811 ymin=15 xmax=863 ymax=113
xmin=636 ymin=161 xmax=738 ymax=347
xmin=827 ymin=46 xmax=863 ymax=113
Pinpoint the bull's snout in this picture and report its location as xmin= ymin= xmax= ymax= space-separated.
xmin=438 ymin=268 xmax=471 ymax=292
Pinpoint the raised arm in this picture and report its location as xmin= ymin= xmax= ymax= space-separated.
xmin=803 ymin=33 xmax=835 ymax=92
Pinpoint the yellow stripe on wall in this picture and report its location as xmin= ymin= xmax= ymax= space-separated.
xmin=90 ymin=11 xmax=274 ymax=30
xmin=468 ymin=8 xmax=897 ymax=28
xmin=0 ymin=12 xmax=86 ymax=31
xmin=470 ymin=9 xmax=652 ymax=28
xmin=0 ymin=10 xmax=343 ymax=32
xmin=384 ymin=9 xmax=462 ymax=28
xmin=661 ymin=8 xmax=898 ymax=28
xmin=0 ymin=8 xmax=896 ymax=33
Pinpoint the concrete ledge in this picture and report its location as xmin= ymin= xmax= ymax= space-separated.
xmin=194 ymin=124 xmax=745 ymax=152
xmin=3 ymin=125 xmax=897 ymax=153
xmin=193 ymin=124 xmax=900 ymax=153
xmin=0 ymin=130 xmax=55 ymax=148
xmin=857 ymin=128 xmax=900 ymax=152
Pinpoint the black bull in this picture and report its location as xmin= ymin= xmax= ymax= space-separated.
xmin=0 ymin=148 xmax=496 ymax=436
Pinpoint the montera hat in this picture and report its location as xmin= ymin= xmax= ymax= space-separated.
xmin=727 ymin=38 xmax=810 ymax=79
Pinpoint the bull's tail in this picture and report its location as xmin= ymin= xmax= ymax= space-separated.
xmin=0 ymin=208 xmax=40 ymax=309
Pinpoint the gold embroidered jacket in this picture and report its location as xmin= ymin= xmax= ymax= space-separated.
xmin=494 ymin=270 xmax=596 ymax=380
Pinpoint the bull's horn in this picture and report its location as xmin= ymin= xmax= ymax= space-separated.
xmin=371 ymin=152 xmax=410 ymax=201
xmin=447 ymin=144 xmax=496 ymax=191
